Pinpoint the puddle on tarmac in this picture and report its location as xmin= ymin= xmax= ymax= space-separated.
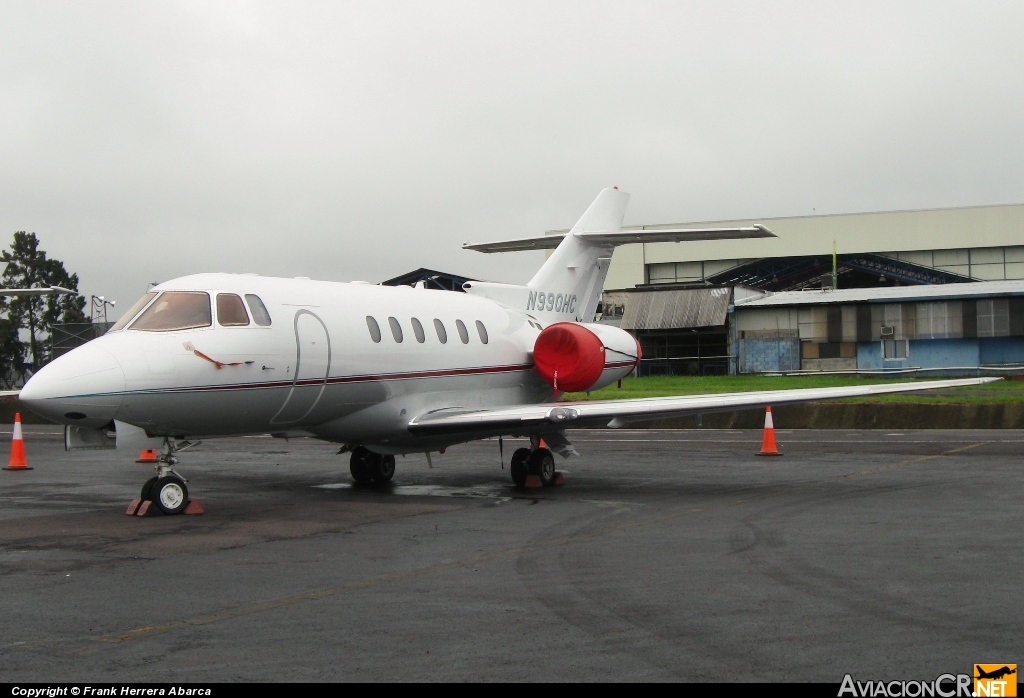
xmin=313 ymin=482 xmax=512 ymax=501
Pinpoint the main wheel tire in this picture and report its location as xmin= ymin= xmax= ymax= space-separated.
xmin=510 ymin=448 xmax=531 ymax=487
xmin=140 ymin=476 xmax=159 ymax=501
xmin=153 ymin=475 xmax=189 ymax=515
xmin=349 ymin=447 xmax=374 ymax=484
xmin=529 ymin=448 xmax=556 ymax=486
xmin=371 ymin=454 xmax=396 ymax=483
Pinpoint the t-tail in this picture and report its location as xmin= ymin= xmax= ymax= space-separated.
xmin=525 ymin=187 xmax=629 ymax=323
xmin=462 ymin=187 xmax=776 ymax=323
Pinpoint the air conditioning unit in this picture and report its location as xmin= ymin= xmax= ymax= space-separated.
xmin=880 ymin=326 xmax=894 ymax=336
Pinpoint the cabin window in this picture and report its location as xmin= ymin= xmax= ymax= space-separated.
xmin=475 ymin=320 xmax=489 ymax=344
xmin=455 ymin=319 xmax=469 ymax=344
xmin=388 ymin=316 xmax=404 ymax=343
xmin=366 ymin=316 xmax=382 ymax=343
xmin=411 ymin=317 xmax=426 ymax=343
xmin=433 ymin=318 xmax=447 ymax=344
xmin=110 ymin=292 xmax=157 ymax=331
xmin=217 ymin=294 xmax=249 ymax=326
xmin=129 ymin=292 xmax=212 ymax=332
xmin=245 ymin=294 xmax=272 ymax=326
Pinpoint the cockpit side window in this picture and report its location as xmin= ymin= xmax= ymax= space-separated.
xmin=245 ymin=294 xmax=272 ymax=326
xmin=216 ymin=294 xmax=250 ymax=326
xmin=129 ymin=292 xmax=212 ymax=332
xmin=110 ymin=292 xmax=157 ymax=332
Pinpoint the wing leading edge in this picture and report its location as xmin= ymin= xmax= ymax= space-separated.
xmin=407 ymin=377 xmax=999 ymax=438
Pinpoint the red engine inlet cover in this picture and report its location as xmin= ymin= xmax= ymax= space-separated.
xmin=533 ymin=322 xmax=606 ymax=392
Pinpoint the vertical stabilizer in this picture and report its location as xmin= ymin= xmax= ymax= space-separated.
xmin=525 ymin=188 xmax=629 ymax=323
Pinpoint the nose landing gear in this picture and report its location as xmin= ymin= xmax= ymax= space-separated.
xmin=127 ymin=438 xmax=202 ymax=516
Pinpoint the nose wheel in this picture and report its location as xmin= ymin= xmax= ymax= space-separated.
xmin=152 ymin=474 xmax=189 ymax=514
xmin=128 ymin=438 xmax=201 ymax=516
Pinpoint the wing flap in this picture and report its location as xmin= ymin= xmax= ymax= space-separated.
xmin=408 ymin=377 xmax=998 ymax=436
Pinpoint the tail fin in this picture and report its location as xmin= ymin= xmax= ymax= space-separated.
xmin=525 ymin=187 xmax=629 ymax=323
xmin=462 ymin=188 xmax=774 ymax=323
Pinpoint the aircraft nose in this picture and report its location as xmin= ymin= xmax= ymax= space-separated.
xmin=20 ymin=343 xmax=126 ymax=428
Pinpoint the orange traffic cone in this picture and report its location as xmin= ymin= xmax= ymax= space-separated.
xmin=5 ymin=413 xmax=32 ymax=470
xmin=756 ymin=406 xmax=783 ymax=456
xmin=136 ymin=449 xmax=158 ymax=463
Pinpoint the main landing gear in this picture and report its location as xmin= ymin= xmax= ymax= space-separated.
xmin=509 ymin=442 xmax=558 ymax=488
xmin=349 ymin=446 xmax=396 ymax=485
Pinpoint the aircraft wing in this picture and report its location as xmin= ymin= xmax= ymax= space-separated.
xmin=0 ymin=390 xmax=21 ymax=397
xmin=463 ymin=226 xmax=774 ymax=253
xmin=0 ymin=286 xmax=76 ymax=297
xmin=408 ymin=377 xmax=998 ymax=437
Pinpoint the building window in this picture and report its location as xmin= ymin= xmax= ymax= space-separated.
xmin=916 ymin=301 xmax=961 ymax=339
xmin=882 ymin=339 xmax=909 ymax=360
xmin=977 ymin=298 xmax=1010 ymax=337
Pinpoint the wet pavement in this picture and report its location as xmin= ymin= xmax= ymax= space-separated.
xmin=0 ymin=427 xmax=1020 ymax=681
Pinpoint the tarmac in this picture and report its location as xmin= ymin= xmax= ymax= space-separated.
xmin=0 ymin=426 xmax=1020 ymax=682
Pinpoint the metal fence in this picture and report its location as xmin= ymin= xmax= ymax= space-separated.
xmin=636 ymin=356 xmax=732 ymax=377
xmin=50 ymin=322 xmax=115 ymax=360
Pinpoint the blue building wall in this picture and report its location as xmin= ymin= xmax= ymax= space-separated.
xmin=858 ymin=338 xmax=987 ymax=370
xmin=857 ymin=342 xmax=886 ymax=370
xmin=908 ymin=338 xmax=980 ymax=369
xmin=979 ymin=337 xmax=1024 ymax=364
xmin=738 ymin=338 xmax=800 ymax=373
xmin=740 ymin=336 xmax=1024 ymax=372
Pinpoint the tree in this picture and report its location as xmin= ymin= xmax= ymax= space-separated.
xmin=0 ymin=316 xmax=26 ymax=389
xmin=0 ymin=232 xmax=87 ymax=372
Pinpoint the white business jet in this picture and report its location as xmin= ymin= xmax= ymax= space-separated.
xmin=18 ymin=188 xmax=993 ymax=513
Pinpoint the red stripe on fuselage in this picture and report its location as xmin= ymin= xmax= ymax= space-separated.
xmin=130 ymin=362 xmax=537 ymax=395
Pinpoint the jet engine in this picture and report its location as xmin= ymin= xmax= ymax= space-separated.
xmin=532 ymin=322 xmax=641 ymax=393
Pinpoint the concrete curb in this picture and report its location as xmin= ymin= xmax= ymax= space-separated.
xmin=639 ymin=402 xmax=1024 ymax=429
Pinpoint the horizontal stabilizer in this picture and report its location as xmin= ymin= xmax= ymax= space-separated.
xmin=464 ymin=226 xmax=774 ymax=253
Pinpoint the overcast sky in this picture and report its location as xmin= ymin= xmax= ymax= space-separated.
xmin=2 ymin=1 xmax=1022 ymax=317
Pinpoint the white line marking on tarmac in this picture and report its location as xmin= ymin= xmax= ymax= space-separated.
xmin=563 ymin=438 xmax=1024 ymax=444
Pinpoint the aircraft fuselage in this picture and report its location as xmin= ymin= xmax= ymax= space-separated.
xmin=22 ymin=273 xmax=556 ymax=453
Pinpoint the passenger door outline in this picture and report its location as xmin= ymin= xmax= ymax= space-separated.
xmin=270 ymin=309 xmax=331 ymax=424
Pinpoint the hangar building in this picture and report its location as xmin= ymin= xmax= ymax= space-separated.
xmin=588 ymin=202 xmax=1024 ymax=375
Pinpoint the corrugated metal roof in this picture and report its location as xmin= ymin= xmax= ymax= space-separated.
xmin=620 ymin=288 xmax=731 ymax=330
xmin=735 ymin=279 xmax=1024 ymax=308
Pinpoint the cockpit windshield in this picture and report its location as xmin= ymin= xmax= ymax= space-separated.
xmin=109 ymin=292 xmax=157 ymax=332
xmin=129 ymin=292 xmax=212 ymax=332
